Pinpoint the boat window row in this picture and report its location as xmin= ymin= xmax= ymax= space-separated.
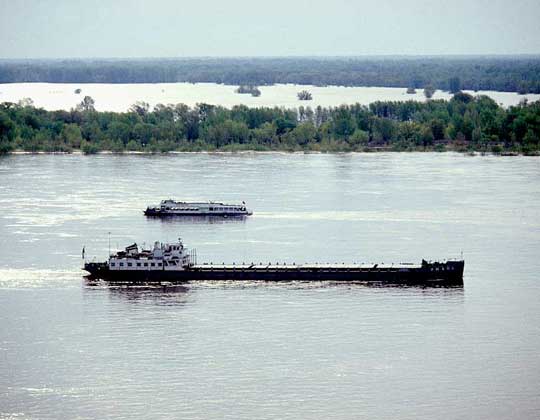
xmin=161 ymin=206 xmax=246 ymax=212
xmin=209 ymin=207 xmax=245 ymax=211
xmin=112 ymin=261 xmax=163 ymax=267
xmin=164 ymin=207 xmax=200 ymax=211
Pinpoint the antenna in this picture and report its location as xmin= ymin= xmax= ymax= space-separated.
xmin=108 ymin=231 xmax=111 ymax=256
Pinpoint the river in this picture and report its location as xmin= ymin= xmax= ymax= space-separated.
xmin=1 ymin=153 xmax=539 ymax=419
xmin=1 ymin=82 xmax=539 ymax=111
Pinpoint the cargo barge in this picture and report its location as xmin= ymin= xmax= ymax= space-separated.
xmin=83 ymin=239 xmax=464 ymax=286
xmin=144 ymin=200 xmax=252 ymax=217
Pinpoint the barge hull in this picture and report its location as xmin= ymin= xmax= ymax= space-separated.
xmin=84 ymin=261 xmax=464 ymax=285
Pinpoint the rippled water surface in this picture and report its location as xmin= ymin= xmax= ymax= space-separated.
xmin=1 ymin=153 xmax=539 ymax=419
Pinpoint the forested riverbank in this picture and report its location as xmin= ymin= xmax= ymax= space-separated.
xmin=1 ymin=56 xmax=540 ymax=93
xmin=1 ymin=92 xmax=539 ymax=155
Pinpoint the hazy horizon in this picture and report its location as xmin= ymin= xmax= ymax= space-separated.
xmin=2 ymin=54 xmax=540 ymax=61
xmin=1 ymin=0 xmax=540 ymax=59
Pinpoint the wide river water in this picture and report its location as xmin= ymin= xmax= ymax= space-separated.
xmin=1 ymin=153 xmax=539 ymax=419
xmin=1 ymin=82 xmax=539 ymax=111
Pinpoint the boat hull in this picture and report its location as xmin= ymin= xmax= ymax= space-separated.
xmin=144 ymin=209 xmax=252 ymax=217
xmin=84 ymin=261 xmax=464 ymax=286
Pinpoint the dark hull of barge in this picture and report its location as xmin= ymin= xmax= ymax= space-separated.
xmin=84 ymin=260 xmax=464 ymax=286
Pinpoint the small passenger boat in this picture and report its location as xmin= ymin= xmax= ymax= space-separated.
xmin=144 ymin=200 xmax=252 ymax=217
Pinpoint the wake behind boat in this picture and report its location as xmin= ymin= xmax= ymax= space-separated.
xmin=144 ymin=200 xmax=252 ymax=217
xmin=84 ymin=239 xmax=464 ymax=286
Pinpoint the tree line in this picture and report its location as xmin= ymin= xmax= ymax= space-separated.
xmin=1 ymin=93 xmax=539 ymax=155
xmin=1 ymin=56 xmax=540 ymax=93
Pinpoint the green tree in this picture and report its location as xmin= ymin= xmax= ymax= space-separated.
xmin=332 ymin=107 xmax=356 ymax=137
xmin=471 ymin=126 xmax=483 ymax=145
xmin=132 ymin=122 xmax=156 ymax=147
xmin=421 ymin=126 xmax=434 ymax=147
xmin=452 ymin=91 xmax=474 ymax=104
xmin=17 ymin=98 xmax=34 ymax=107
xmin=0 ymin=111 xmax=16 ymax=154
xmin=448 ymin=77 xmax=461 ymax=94
xmin=372 ymin=118 xmax=396 ymax=142
xmin=523 ymin=129 xmax=539 ymax=146
xmin=126 ymin=140 xmax=141 ymax=151
xmin=297 ymin=90 xmax=313 ymax=101
xmin=81 ymin=121 xmax=102 ymax=143
xmin=203 ymin=120 xmax=249 ymax=147
xmin=348 ymin=129 xmax=369 ymax=146
xmin=275 ymin=117 xmax=296 ymax=135
xmin=81 ymin=140 xmax=99 ymax=154
xmin=429 ymin=119 xmax=446 ymax=140
xmin=76 ymin=96 xmax=95 ymax=112
xmin=61 ymin=124 xmax=83 ymax=148
xmin=252 ymin=122 xmax=277 ymax=145
xmin=236 ymin=85 xmax=261 ymax=97
xmin=1 ymin=95 xmax=539 ymax=154
xmin=129 ymin=101 xmax=150 ymax=116
xmin=423 ymin=85 xmax=436 ymax=99
xmin=289 ymin=122 xmax=317 ymax=146
xmin=108 ymin=121 xmax=131 ymax=145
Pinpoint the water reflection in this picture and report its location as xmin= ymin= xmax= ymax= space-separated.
xmin=84 ymin=279 xmax=192 ymax=306
xmin=189 ymin=279 xmax=464 ymax=293
xmin=84 ymin=277 xmax=463 ymax=293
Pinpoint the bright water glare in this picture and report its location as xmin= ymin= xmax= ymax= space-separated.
xmin=1 ymin=82 xmax=539 ymax=111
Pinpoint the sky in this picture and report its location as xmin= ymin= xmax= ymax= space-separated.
xmin=1 ymin=0 xmax=540 ymax=58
